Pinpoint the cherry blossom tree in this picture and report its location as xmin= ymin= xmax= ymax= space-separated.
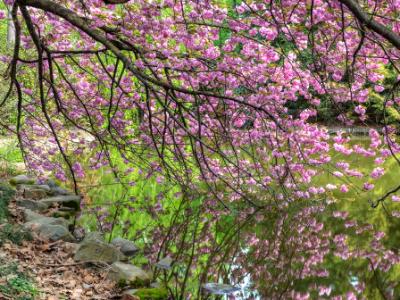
xmin=2 ymin=0 xmax=400 ymax=298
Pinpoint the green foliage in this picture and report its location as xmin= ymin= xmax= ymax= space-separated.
xmin=271 ymin=33 xmax=296 ymax=54
xmin=133 ymin=287 xmax=168 ymax=300
xmin=215 ymin=20 xmax=231 ymax=47
xmin=0 ymin=258 xmax=38 ymax=300
xmin=0 ymin=140 xmax=24 ymax=163
xmin=77 ymin=148 xmax=182 ymax=244
xmin=0 ymin=183 xmax=15 ymax=222
xmin=0 ymin=5 xmax=9 ymax=55
xmin=0 ymin=7 xmax=19 ymax=133
xmin=0 ymin=140 xmax=24 ymax=177
xmin=0 ymin=223 xmax=32 ymax=247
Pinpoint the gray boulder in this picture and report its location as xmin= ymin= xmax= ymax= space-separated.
xmin=40 ymin=195 xmax=81 ymax=211
xmin=23 ymin=188 xmax=48 ymax=200
xmin=23 ymin=209 xmax=69 ymax=228
xmin=23 ymin=209 xmax=74 ymax=242
xmin=51 ymin=186 xmax=73 ymax=196
xmin=108 ymin=262 xmax=152 ymax=287
xmin=9 ymin=175 xmax=35 ymax=186
xmin=111 ymin=237 xmax=139 ymax=257
xmin=74 ymin=233 xmax=125 ymax=263
xmin=16 ymin=199 xmax=49 ymax=212
xmin=23 ymin=209 xmax=46 ymax=222
xmin=26 ymin=223 xmax=75 ymax=242
xmin=44 ymin=179 xmax=72 ymax=196
xmin=45 ymin=179 xmax=58 ymax=188
xmin=16 ymin=184 xmax=51 ymax=193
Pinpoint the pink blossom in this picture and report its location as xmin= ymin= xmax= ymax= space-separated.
xmin=370 ymin=167 xmax=384 ymax=179
xmin=354 ymin=105 xmax=366 ymax=115
xmin=259 ymin=27 xmax=277 ymax=40
xmin=363 ymin=182 xmax=375 ymax=191
xmin=374 ymin=231 xmax=385 ymax=240
xmin=340 ymin=184 xmax=349 ymax=193
xmin=392 ymin=211 xmax=400 ymax=218
xmin=392 ymin=195 xmax=400 ymax=202
xmin=204 ymin=46 xmax=220 ymax=60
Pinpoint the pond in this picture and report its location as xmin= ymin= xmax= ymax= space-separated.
xmin=56 ymin=135 xmax=400 ymax=298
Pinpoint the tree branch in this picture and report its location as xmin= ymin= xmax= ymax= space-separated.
xmin=338 ymin=0 xmax=400 ymax=50
xmin=17 ymin=0 xmax=283 ymax=129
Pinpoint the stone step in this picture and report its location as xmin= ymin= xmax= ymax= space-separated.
xmin=40 ymin=195 xmax=81 ymax=211
xmin=22 ymin=209 xmax=74 ymax=242
xmin=9 ymin=175 xmax=35 ymax=186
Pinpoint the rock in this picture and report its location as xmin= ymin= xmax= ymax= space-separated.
xmin=111 ymin=237 xmax=139 ymax=257
xmin=23 ymin=209 xmax=46 ymax=222
xmin=23 ymin=209 xmax=69 ymax=228
xmin=16 ymin=199 xmax=49 ymax=212
xmin=202 ymin=283 xmax=241 ymax=295
xmin=122 ymin=288 xmax=168 ymax=300
xmin=23 ymin=210 xmax=74 ymax=242
xmin=25 ymin=223 xmax=75 ymax=242
xmin=59 ymin=206 xmax=77 ymax=212
xmin=45 ymin=179 xmax=58 ymax=188
xmin=52 ymin=210 xmax=75 ymax=219
xmin=44 ymin=179 xmax=72 ymax=196
xmin=40 ymin=195 xmax=81 ymax=211
xmin=23 ymin=188 xmax=48 ymax=200
xmin=155 ymin=256 xmax=173 ymax=270
xmin=16 ymin=184 xmax=51 ymax=193
xmin=9 ymin=175 xmax=35 ymax=186
xmin=108 ymin=262 xmax=152 ymax=287
xmin=51 ymin=186 xmax=73 ymax=196
xmin=74 ymin=234 xmax=125 ymax=263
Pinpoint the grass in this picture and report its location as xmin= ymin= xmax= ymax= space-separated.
xmin=0 ymin=223 xmax=32 ymax=247
xmin=0 ymin=257 xmax=38 ymax=300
